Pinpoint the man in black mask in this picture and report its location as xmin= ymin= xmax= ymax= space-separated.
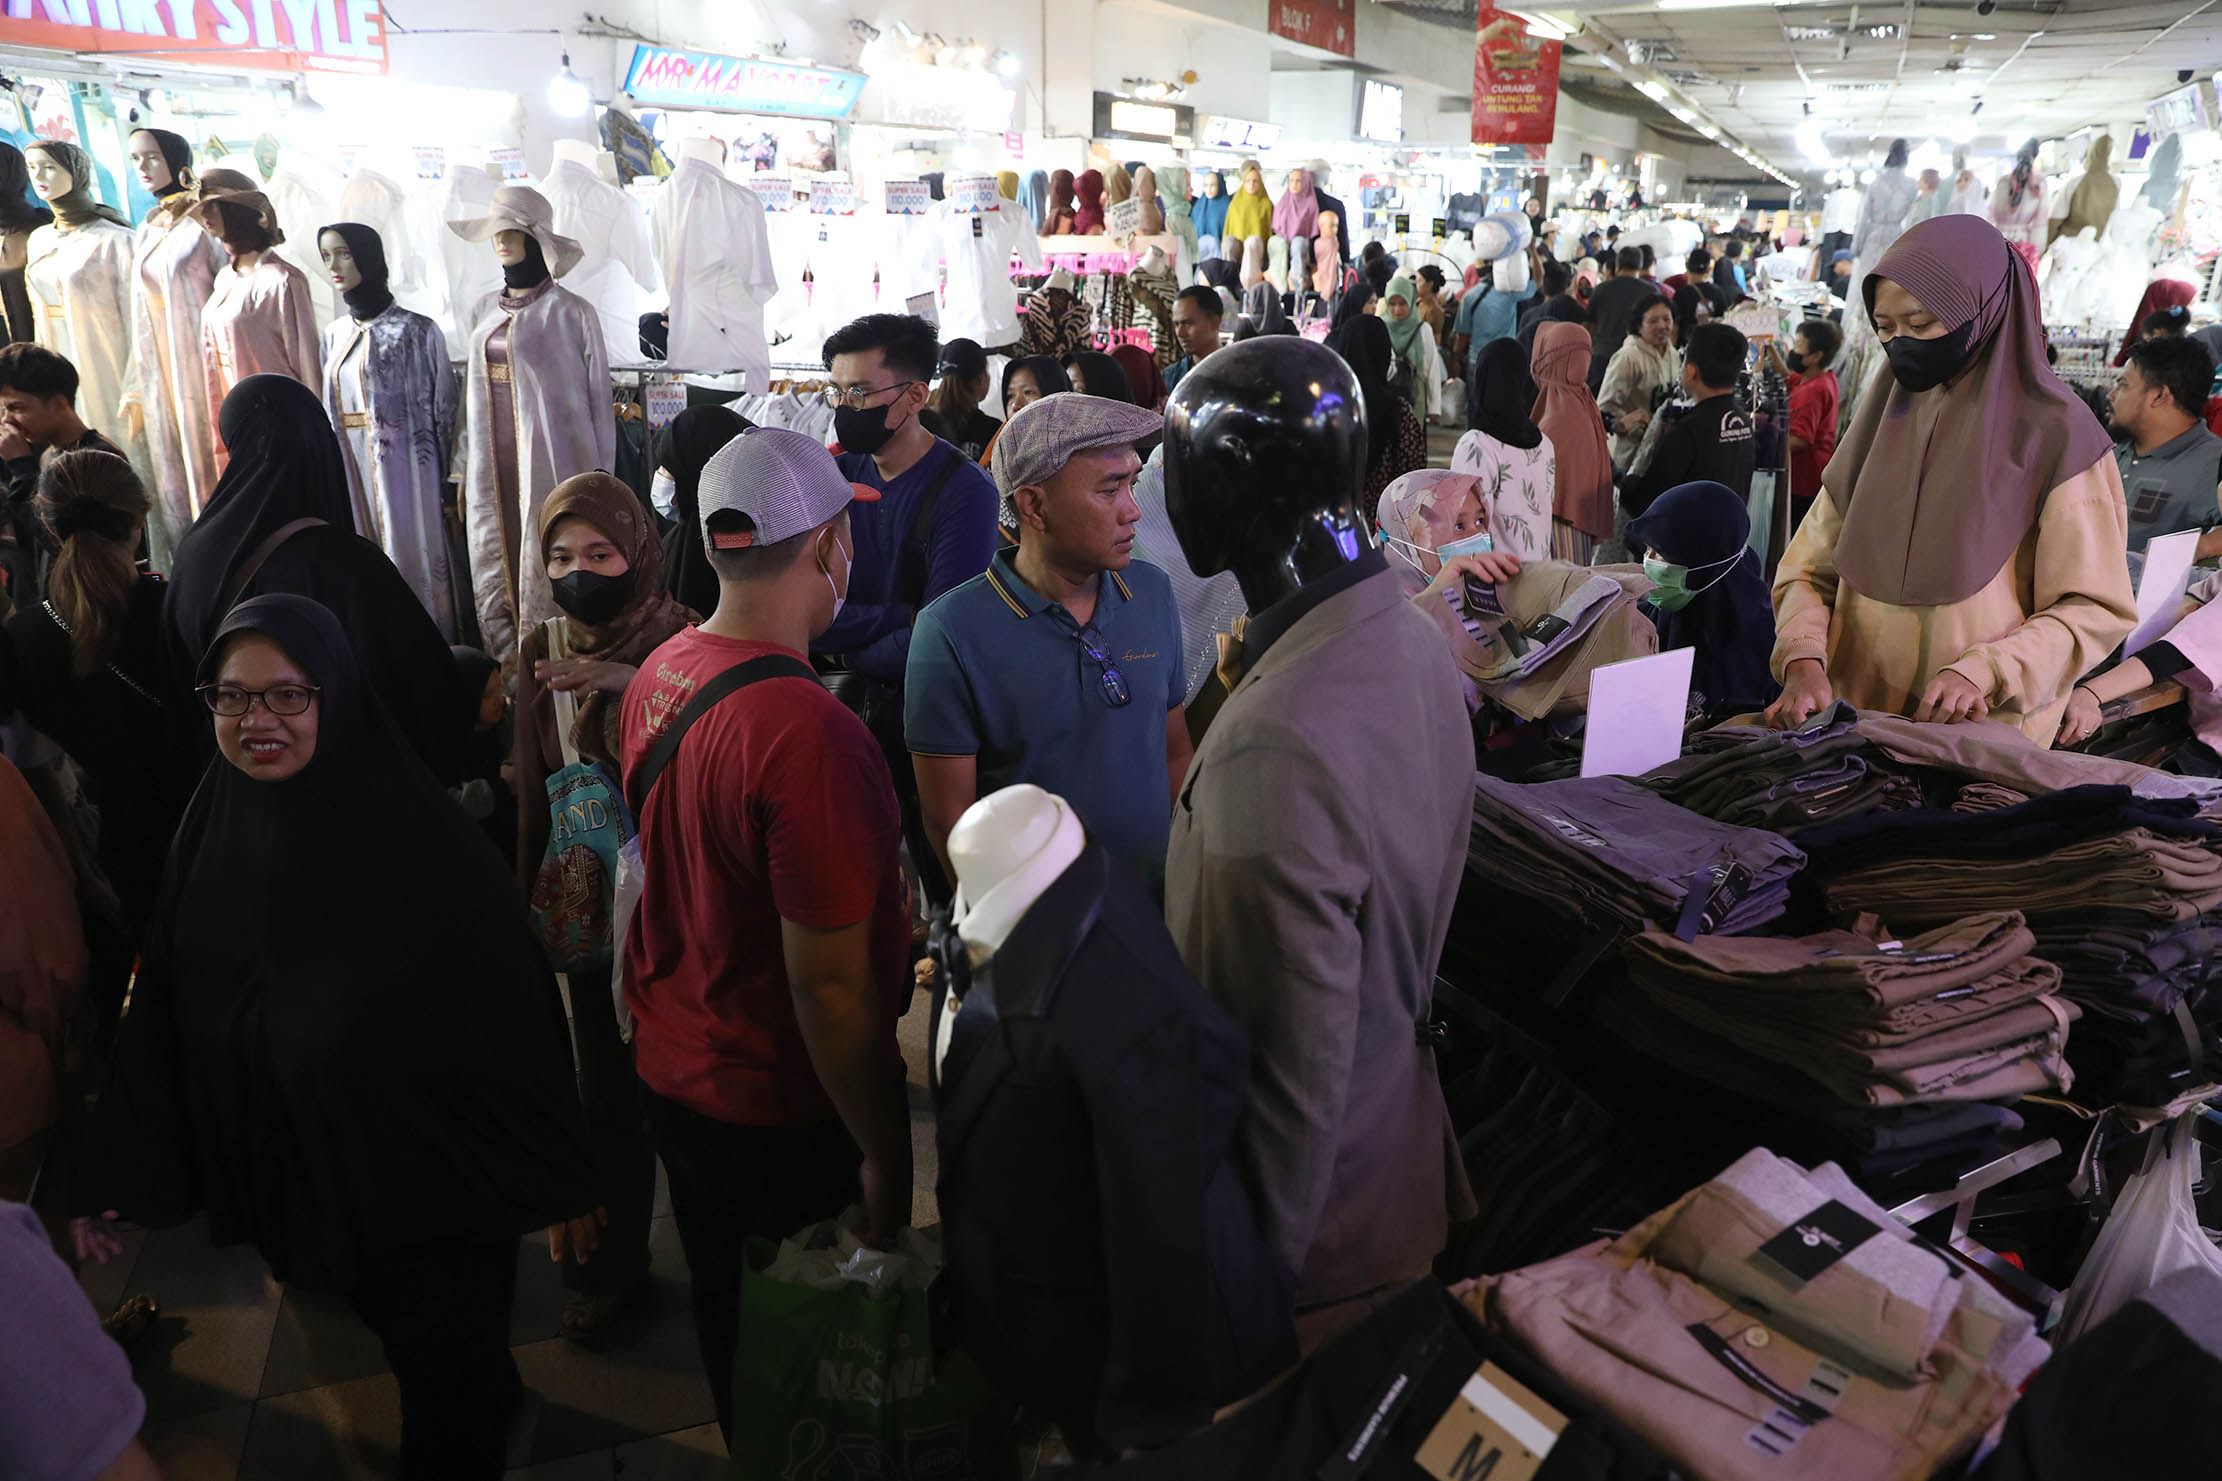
xmin=815 ymin=312 xmax=1000 ymax=905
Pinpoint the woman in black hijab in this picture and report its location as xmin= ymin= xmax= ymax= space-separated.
xmin=1626 ymin=479 xmax=1777 ymax=717
xmin=78 ymin=595 xmax=597 ymax=1479
xmin=0 ymin=141 xmax=54 ymax=343
xmin=1328 ymin=312 xmax=1426 ymax=500
xmin=1234 ymin=279 xmax=1295 ymax=339
xmin=1060 ymin=349 xmax=1133 ymax=403
xmin=657 ymin=403 xmax=750 ymax=616
xmin=163 ymin=374 xmax=468 ymax=781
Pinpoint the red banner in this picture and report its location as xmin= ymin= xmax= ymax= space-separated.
xmin=1472 ymin=9 xmax=1560 ymax=146
xmin=1268 ymin=0 xmax=1355 ymax=59
xmin=0 ymin=1 xmax=389 ymax=76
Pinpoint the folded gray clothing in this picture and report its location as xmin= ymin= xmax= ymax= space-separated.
xmin=1470 ymin=773 xmax=1806 ymax=936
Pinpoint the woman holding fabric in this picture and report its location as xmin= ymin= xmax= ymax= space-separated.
xmin=76 ymin=595 xmax=599 ymax=1479
xmin=1376 ymin=467 xmax=1525 ymax=711
xmin=657 ymin=404 xmax=751 ymax=617
xmin=1450 ymin=339 xmax=1557 ymax=562
xmin=1628 ymin=480 xmax=1779 ymax=717
xmin=1530 ymin=320 xmax=1614 ymax=564
xmin=1765 ymin=215 xmax=2134 ymax=742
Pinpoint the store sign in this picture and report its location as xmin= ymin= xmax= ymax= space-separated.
xmin=1472 ymin=8 xmax=1561 ymax=146
xmin=0 ymin=0 xmax=390 ymax=74
xmin=1197 ymin=114 xmax=1282 ymax=152
xmin=872 ymin=61 xmax=1016 ymax=133
xmin=2146 ymin=79 xmax=2216 ymax=136
xmin=1092 ymin=92 xmax=1195 ymax=144
xmin=1268 ymin=0 xmax=1355 ymax=59
xmin=622 ymin=45 xmax=865 ymax=120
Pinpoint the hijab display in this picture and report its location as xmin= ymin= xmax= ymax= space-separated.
xmin=1828 ymin=215 xmax=2112 ymax=608
xmin=317 ymin=222 xmax=461 ymax=638
xmin=1271 ymin=169 xmax=1320 ymax=245
xmin=1626 ymin=480 xmax=1778 ymax=712
xmin=1222 ymin=164 xmax=1273 ymax=247
xmin=196 ymin=169 xmax=322 ymax=429
xmin=447 ymin=185 xmax=615 ymax=662
xmin=657 ymin=403 xmax=750 ymax=615
xmin=1 ymin=142 xmax=56 ymax=344
xmin=1021 ymin=169 xmax=1049 ymax=232
xmin=22 ymin=141 xmax=145 ymax=506
xmin=164 ymin=375 xmax=470 ymax=784
xmin=1154 ymin=163 xmax=1199 ymax=275
xmin=2052 ymin=134 xmax=2120 ymax=245
xmin=1530 ymin=320 xmax=1614 ymax=544
xmin=1073 ymin=170 xmax=1106 ymax=235
xmin=1191 ymin=170 xmax=1230 ymax=256
xmin=125 ymin=130 xmax=227 ymax=550
xmin=86 ymin=594 xmax=594 ymax=1292
xmin=1046 ymin=170 xmax=1078 ymax=236
xmin=648 ymin=146 xmax=777 ymax=385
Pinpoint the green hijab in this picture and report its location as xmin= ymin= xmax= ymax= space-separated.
xmin=25 ymin=140 xmax=127 ymax=229
xmin=1384 ymin=275 xmax=1427 ymax=386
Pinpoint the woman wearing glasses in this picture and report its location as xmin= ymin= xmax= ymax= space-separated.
xmin=75 ymin=594 xmax=600 ymax=1480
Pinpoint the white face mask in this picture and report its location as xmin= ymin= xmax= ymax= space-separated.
xmin=820 ymin=530 xmax=851 ymax=623
xmin=650 ymin=468 xmax=678 ymax=519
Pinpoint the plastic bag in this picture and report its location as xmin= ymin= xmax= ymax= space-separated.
xmin=607 ymin=834 xmax=643 ymax=1043
xmin=730 ymin=1209 xmax=1016 ymax=1481
xmin=2058 ymin=1109 xmax=2222 ymax=1342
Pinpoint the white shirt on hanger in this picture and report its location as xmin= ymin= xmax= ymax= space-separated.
xmin=540 ymin=157 xmax=660 ymax=369
xmin=908 ymin=200 xmax=1044 ymax=350
xmin=651 ymin=157 xmax=778 ymax=387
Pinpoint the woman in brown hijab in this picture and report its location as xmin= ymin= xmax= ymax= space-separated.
xmin=1766 ymin=214 xmax=2133 ymax=742
xmin=515 ymin=471 xmax=696 ymax=1338
xmin=1529 ymin=320 xmax=1614 ymax=564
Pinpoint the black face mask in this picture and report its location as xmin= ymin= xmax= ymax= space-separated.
xmin=834 ymin=399 xmax=906 ymax=457
xmin=1882 ymin=322 xmax=1975 ymax=394
xmin=549 ymin=567 xmax=636 ymax=626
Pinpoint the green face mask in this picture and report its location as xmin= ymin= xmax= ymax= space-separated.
xmin=1644 ymin=550 xmax=1738 ymax=612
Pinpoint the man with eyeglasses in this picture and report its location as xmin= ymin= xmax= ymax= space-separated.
xmin=905 ymin=393 xmax=1191 ymax=893
xmin=813 ymin=313 xmax=1000 ymax=904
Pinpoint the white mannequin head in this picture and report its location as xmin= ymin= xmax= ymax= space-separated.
xmin=25 ymin=148 xmax=73 ymax=201
xmin=948 ymin=785 xmax=1086 ymax=957
xmin=551 ymin=138 xmax=598 ymax=171
xmin=318 ymin=229 xmax=363 ymax=292
xmin=677 ymin=136 xmax=725 ymax=169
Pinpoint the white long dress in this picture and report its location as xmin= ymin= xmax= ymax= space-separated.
xmin=541 ymin=158 xmax=660 ymax=369
xmin=126 ymin=197 xmax=226 ymax=544
xmin=201 ymin=255 xmax=324 ymax=466
xmin=25 ymin=217 xmax=150 ymax=484
xmin=650 ymin=157 xmax=777 ymax=384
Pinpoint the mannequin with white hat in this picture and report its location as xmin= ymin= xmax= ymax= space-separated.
xmin=447 ymin=185 xmax=613 ymax=663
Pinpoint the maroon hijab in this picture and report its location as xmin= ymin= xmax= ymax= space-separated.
xmin=1826 ymin=214 xmax=2113 ymax=607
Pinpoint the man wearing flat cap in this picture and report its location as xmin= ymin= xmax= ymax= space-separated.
xmin=905 ymin=393 xmax=1192 ymax=891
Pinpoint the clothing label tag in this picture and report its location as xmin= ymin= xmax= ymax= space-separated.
xmin=645 ymin=376 xmax=685 ymax=430
xmin=413 ymin=145 xmax=446 ymax=181
xmin=1751 ymin=1199 xmax=1882 ymax=1290
xmin=1416 ymin=1363 xmax=1565 ymax=1481
xmin=489 ymin=147 xmax=528 ymax=182
xmin=1522 ymin=612 xmax=1571 ymax=646
xmin=971 ymin=215 xmax=984 ymax=240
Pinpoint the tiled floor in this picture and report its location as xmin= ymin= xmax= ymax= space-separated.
xmin=69 ymin=995 xmax=947 ymax=1481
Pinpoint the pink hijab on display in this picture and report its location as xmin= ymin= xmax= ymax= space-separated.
xmin=1271 ymin=169 xmax=1320 ymax=242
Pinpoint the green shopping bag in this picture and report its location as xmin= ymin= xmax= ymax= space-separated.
xmin=730 ymin=1212 xmax=1017 ymax=1481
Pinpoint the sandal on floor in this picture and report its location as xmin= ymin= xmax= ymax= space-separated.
xmin=558 ymin=1277 xmax=647 ymax=1343
xmin=102 ymin=1294 xmax=159 ymax=1349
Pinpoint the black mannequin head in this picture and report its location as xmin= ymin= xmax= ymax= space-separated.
xmin=318 ymin=222 xmax=393 ymax=322
xmin=1162 ymin=336 xmax=1370 ymax=613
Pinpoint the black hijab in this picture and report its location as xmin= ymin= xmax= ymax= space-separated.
xmin=1330 ymin=313 xmax=1400 ymax=475
xmin=1197 ymin=257 xmax=1240 ymax=295
xmin=1238 ymin=280 xmax=1294 ymax=338
xmin=659 ymin=403 xmax=751 ymax=616
xmin=1626 ymin=480 xmax=1778 ymax=714
xmin=85 ymin=595 xmax=593 ymax=1291
xmin=132 ymin=128 xmax=195 ymax=197
xmin=504 ymin=234 xmax=551 ymax=293
xmin=318 ymin=221 xmax=393 ymax=321
xmin=1467 ymin=338 xmax=1543 ymax=450
xmin=0 ymin=142 xmax=53 ymax=234
xmin=1062 ymin=350 xmax=1132 ymax=404
xmin=165 ymin=375 xmax=467 ymax=783
xmin=1002 ymin=356 xmax=1070 ymax=417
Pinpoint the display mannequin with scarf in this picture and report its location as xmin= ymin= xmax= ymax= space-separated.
xmin=657 ymin=403 xmax=750 ymax=616
xmin=1222 ymin=164 xmax=1273 ymax=254
xmin=1155 ymin=164 xmax=1200 ymax=278
xmin=78 ymin=593 xmax=598 ymax=1478
xmin=1073 ymin=169 xmax=1106 ymax=235
xmin=22 ymin=142 xmax=144 ymax=499
xmin=1449 ymin=338 xmax=1556 ymax=562
xmin=1044 ymin=169 xmax=1079 ymax=236
xmin=1989 ymin=139 xmax=2049 ymax=275
xmin=317 ymin=222 xmax=460 ymax=638
xmin=1767 ymin=214 xmax=2133 ymax=742
xmin=0 ymin=143 xmax=54 ymax=344
xmin=448 ymin=185 xmax=613 ymax=664
xmin=197 ymin=169 xmax=322 ymax=452
xmin=121 ymin=129 xmax=225 ymax=555
xmin=514 ymin=473 xmax=694 ymax=1337
xmin=1191 ymin=170 xmax=1229 ymax=262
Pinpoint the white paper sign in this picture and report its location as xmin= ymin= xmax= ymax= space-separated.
xmin=1106 ymin=197 xmax=1144 ymax=239
xmin=749 ymin=174 xmax=796 ymax=212
xmin=809 ymin=175 xmax=855 ymax=215
xmin=2127 ymin=528 xmax=2200 ymax=656
xmin=412 ymin=144 xmax=446 ymax=181
xmin=489 ymin=146 xmax=528 ymax=182
xmin=1581 ymin=647 xmax=1696 ymax=779
xmin=950 ymin=174 xmax=999 ymax=214
xmin=645 ymin=375 xmax=686 ymax=430
xmin=884 ymin=178 xmax=930 ymax=216
xmin=905 ymin=291 xmax=940 ymax=328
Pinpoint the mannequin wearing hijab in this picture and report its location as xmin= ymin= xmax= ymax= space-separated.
xmin=1154 ymin=164 xmax=1198 ymax=277
xmin=121 ymin=129 xmax=225 ymax=548
xmin=2051 ymin=135 xmax=2119 ymax=247
xmin=1222 ymin=164 xmax=1273 ymax=251
xmin=164 ymin=374 xmax=472 ymax=784
xmin=1529 ymin=319 xmax=1614 ymax=563
xmin=1191 ymin=169 xmax=1229 ymax=262
xmin=1073 ymin=170 xmax=1106 ymax=235
xmin=22 ymin=141 xmax=145 ymax=515
xmin=1767 ymin=214 xmax=2133 ymax=743
xmin=658 ymin=403 xmax=751 ymax=615
xmin=81 ymin=592 xmax=597 ymax=1475
xmin=1132 ymin=164 xmax=1166 ymax=235
xmin=1449 ymin=339 xmax=1555 ymax=562
xmin=1626 ymin=480 xmax=1778 ymax=716
xmin=0 ymin=142 xmax=55 ymax=344
xmin=1989 ymin=139 xmax=2048 ymax=273
xmin=196 ymin=168 xmax=322 ymax=432
xmin=317 ymin=222 xmax=460 ymax=637
xmin=1045 ymin=170 xmax=1079 ymax=236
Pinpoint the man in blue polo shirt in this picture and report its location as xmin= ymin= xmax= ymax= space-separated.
xmin=906 ymin=393 xmax=1192 ymax=891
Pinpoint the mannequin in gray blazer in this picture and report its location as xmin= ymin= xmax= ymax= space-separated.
xmin=1160 ymin=339 xmax=1478 ymax=1344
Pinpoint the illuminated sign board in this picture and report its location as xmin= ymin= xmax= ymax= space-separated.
xmin=0 ymin=0 xmax=389 ymax=75
xmin=622 ymin=44 xmax=866 ymax=119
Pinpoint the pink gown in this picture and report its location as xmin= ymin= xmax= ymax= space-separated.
xmin=201 ymin=254 xmax=323 ymax=470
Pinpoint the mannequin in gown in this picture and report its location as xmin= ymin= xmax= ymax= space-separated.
xmin=2051 ymin=134 xmax=2120 ymax=246
xmin=0 ymin=143 xmax=52 ymax=344
xmin=123 ymin=129 xmax=226 ymax=552
xmin=1989 ymin=141 xmax=2049 ymax=274
xmin=448 ymin=186 xmax=612 ymax=663
xmin=198 ymin=172 xmax=322 ymax=466
xmin=317 ymin=223 xmax=459 ymax=639
xmin=21 ymin=141 xmax=145 ymax=492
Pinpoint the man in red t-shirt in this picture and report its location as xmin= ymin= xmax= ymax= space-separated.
xmin=620 ymin=425 xmax=913 ymax=1440
xmin=1769 ymin=319 xmax=1842 ymax=513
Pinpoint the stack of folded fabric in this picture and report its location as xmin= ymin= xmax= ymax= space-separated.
xmin=1467 ymin=773 xmax=1806 ymax=936
xmin=1600 ymin=911 xmax=2076 ymax=1117
xmin=1800 ymin=786 xmax=2222 ymax=1105
xmin=1640 ymin=703 xmax=1927 ymax=833
xmin=1951 ymin=781 xmax=2031 ymax=814
xmin=1472 ymin=1149 xmax=2051 ymax=1481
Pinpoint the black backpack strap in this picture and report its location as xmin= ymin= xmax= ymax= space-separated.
xmin=625 ymin=654 xmax=819 ymax=817
xmin=897 ymin=444 xmax=966 ymax=613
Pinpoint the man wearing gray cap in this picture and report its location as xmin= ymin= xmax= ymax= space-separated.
xmin=618 ymin=426 xmax=913 ymax=1440
xmin=906 ymin=393 xmax=1193 ymax=891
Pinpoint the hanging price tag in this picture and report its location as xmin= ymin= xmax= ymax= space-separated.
xmin=413 ymin=145 xmax=447 ymax=181
xmin=1433 ymin=217 xmax=1449 ymax=239
xmin=337 ymin=141 xmax=366 ymax=175
xmin=489 ymin=146 xmax=528 ymax=182
xmin=645 ymin=376 xmax=686 ymax=429
xmin=808 ymin=176 xmax=856 ymax=215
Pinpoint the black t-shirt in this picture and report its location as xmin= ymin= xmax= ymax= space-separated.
xmin=919 ymin=407 xmax=1002 ymax=462
xmin=1621 ymin=394 xmax=1757 ymax=517
xmin=2 ymin=426 xmax=123 ymax=605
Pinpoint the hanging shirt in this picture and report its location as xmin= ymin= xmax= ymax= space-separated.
xmin=651 ymin=158 xmax=778 ymax=387
xmin=540 ymin=158 xmax=660 ymax=369
xmin=412 ymin=164 xmax=503 ymax=360
xmin=908 ymin=201 xmax=1045 ymax=350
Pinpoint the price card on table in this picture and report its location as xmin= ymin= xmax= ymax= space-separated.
xmin=645 ymin=376 xmax=686 ymax=430
xmin=1581 ymin=647 xmax=1695 ymax=778
xmin=2127 ymin=528 xmax=2200 ymax=656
